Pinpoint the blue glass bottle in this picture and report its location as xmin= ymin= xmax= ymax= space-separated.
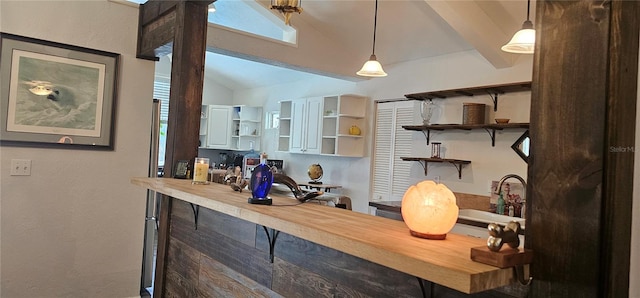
xmin=250 ymin=163 xmax=273 ymax=199
xmin=248 ymin=154 xmax=273 ymax=205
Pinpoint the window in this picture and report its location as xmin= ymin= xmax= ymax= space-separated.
xmin=265 ymin=111 xmax=280 ymax=129
xmin=123 ymin=0 xmax=297 ymax=44
xmin=153 ymin=79 xmax=170 ymax=167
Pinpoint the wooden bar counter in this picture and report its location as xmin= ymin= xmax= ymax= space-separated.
xmin=131 ymin=177 xmax=518 ymax=296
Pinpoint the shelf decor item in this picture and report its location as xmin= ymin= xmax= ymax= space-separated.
xmin=248 ymin=157 xmax=274 ymax=205
xmin=431 ymin=142 xmax=442 ymax=158
xmin=192 ymin=157 xmax=210 ymax=184
xmin=462 ymin=103 xmax=486 ymax=125
xmin=401 ymin=180 xmax=459 ymax=240
xmin=420 ymin=99 xmax=435 ymax=125
xmin=307 ymin=163 xmax=323 ymax=184
xmin=349 ymin=125 xmax=361 ymax=135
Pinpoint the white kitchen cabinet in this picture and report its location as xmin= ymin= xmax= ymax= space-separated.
xmin=321 ymin=94 xmax=368 ymax=157
xmin=204 ymin=105 xmax=233 ymax=149
xmin=279 ymin=94 xmax=368 ymax=156
xmin=277 ymin=101 xmax=292 ymax=151
xmin=231 ymin=105 xmax=262 ymax=151
xmin=289 ymin=97 xmax=323 ymax=154
xmin=200 ymin=105 xmax=262 ymax=151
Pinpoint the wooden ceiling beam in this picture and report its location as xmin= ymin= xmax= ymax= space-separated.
xmin=424 ymin=0 xmax=516 ymax=69
xmin=137 ymin=0 xmax=213 ymax=60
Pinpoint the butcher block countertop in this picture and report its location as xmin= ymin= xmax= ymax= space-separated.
xmin=131 ymin=177 xmax=517 ymax=294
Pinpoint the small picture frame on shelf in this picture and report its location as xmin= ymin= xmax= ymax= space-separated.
xmin=174 ymin=160 xmax=189 ymax=179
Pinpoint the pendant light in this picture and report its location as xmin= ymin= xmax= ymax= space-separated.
xmin=501 ymin=0 xmax=536 ymax=54
xmin=357 ymin=0 xmax=387 ymax=77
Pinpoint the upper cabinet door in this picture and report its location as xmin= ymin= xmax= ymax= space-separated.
xmin=304 ymin=97 xmax=323 ymax=154
xmin=206 ymin=105 xmax=232 ymax=149
xmin=289 ymin=98 xmax=307 ymax=153
xmin=288 ymin=97 xmax=323 ymax=154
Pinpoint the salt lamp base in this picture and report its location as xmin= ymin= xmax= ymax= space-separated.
xmin=410 ymin=230 xmax=447 ymax=240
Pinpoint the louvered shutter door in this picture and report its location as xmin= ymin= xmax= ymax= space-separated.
xmin=371 ymin=101 xmax=415 ymax=202
xmin=372 ymin=104 xmax=393 ymax=201
xmin=390 ymin=105 xmax=414 ymax=201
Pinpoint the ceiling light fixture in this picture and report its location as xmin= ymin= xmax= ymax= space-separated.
xmin=208 ymin=3 xmax=216 ymax=13
xmin=501 ymin=0 xmax=536 ymax=54
xmin=357 ymin=0 xmax=387 ymax=77
xmin=270 ymin=0 xmax=303 ymax=26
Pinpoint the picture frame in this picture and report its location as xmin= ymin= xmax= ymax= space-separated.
xmin=0 ymin=32 xmax=119 ymax=149
xmin=173 ymin=160 xmax=189 ymax=179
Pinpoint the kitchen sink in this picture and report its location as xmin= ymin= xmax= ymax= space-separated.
xmin=458 ymin=209 xmax=526 ymax=230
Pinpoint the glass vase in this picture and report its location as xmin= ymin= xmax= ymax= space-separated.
xmin=250 ymin=163 xmax=273 ymax=199
xmin=420 ymin=100 xmax=435 ymax=125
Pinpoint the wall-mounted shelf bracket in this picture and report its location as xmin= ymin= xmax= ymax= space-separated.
xmin=261 ymin=226 xmax=280 ymax=263
xmin=483 ymin=128 xmax=497 ymax=146
xmin=401 ymin=157 xmax=471 ymax=179
xmin=420 ymin=130 xmax=431 ymax=145
xmin=486 ymin=91 xmax=500 ymax=111
xmin=189 ymin=203 xmax=200 ymax=230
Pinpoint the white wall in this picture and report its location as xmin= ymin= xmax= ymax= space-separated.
xmin=155 ymin=55 xmax=234 ymax=105
xmin=234 ymin=50 xmax=534 ymax=213
xmin=0 ymin=1 xmax=154 ymax=297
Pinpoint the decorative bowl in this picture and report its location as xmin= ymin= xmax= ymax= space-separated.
xmin=495 ymin=118 xmax=510 ymax=124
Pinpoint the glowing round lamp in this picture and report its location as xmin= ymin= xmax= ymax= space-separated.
xmin=401 ymin=180 xmax=459 ymax=240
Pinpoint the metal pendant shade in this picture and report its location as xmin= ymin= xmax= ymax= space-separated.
xmin=357 ymin=0 xmax=387 ymax=77
xmin=501 ymin=0 xmax=536 ymax=54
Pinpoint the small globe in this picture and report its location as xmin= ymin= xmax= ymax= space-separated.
xmin=307 ymin=164 xmax=323 ymax=182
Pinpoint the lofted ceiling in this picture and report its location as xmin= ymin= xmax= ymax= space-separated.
xmin=157 ymin=0 xmax=536 ymax=91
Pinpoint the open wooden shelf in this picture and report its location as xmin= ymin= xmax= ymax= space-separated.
xmin=404 ymin=81 xmax=531 ymax=112
xmin=403 ymin=123 xmax=529 ymax=147
xmin=401 ymin=157 xmax=471 ymax=179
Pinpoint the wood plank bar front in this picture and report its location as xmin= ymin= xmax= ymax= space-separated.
xmin=131 ymin=177 xmax=518 ymax=294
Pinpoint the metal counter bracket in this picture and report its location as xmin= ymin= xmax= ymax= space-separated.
xmin=262 ymin=226 xmax=280 ymax=263
xmin=416 ymin=277 xmax=434 ymax=298
xmin=189 ymin=203 xmax=199 ymax=230
xmin=514 ymin=265 xmax=533 ymax=286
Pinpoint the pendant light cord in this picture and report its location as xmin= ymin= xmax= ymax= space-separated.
xmin=372 ymin=0 xmax=379 ymax=55
xmin=526 ymin=0 xmax=531 ymax=21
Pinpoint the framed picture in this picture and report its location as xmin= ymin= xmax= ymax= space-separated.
xmin=174 ymin=160 xmax=189 ymax=179
xmin=0 ymin=33 xmax=119 ymax=149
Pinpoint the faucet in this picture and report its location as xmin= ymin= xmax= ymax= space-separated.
xmin=496 ymin=174 xmax=527 ymax=219
xmin=273 ymin=173 xmax=324 ymax=202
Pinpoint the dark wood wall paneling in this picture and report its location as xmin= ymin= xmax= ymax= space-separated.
xmin=600 ymin=1 xmax=639 ymax=296
xmin=166 ymin=199 xmax=527 ymax=298
xmin=529 ymin=0 xmax=638 ymax=297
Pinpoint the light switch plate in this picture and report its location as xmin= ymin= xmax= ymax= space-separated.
xmin=10 ymin=159 xmax=31 ymax=176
